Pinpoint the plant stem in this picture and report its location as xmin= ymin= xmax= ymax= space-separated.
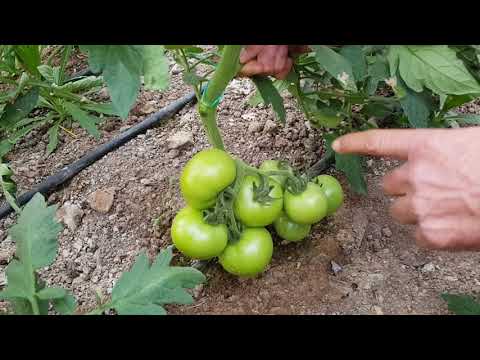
xmin=178 ymin=49 xmax=201 ymax=101
xmin=198 ymin=45 xmax=242 ymax=150
xmin=30 ymin=296 xmax=40 ymax=315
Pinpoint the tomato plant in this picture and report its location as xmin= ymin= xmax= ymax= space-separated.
xmin=233 ymin=175 xmax=283 ymax=227
xmin=171 ymin=206 xmax=228 ymax=260
xmin=218 ymin=227 xmax=273 ymax=277
xmin=180 ymin=148 xmax=236 ymax=209
xmin=274 ymin=212 xmax=311 ymax=243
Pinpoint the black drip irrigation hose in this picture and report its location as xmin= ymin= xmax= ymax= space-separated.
xmin=0 ymin=91 xmax=197 ymax=220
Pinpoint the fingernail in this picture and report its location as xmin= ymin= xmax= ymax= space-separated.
xmin=332 ymin=139 xmax=341 ymax=152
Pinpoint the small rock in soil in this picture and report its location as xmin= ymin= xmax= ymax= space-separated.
xmin=382 ymin=227 xmax=392 ymax=237
xmin=167 ymin=131 xmax=193 ymax=149
xmin=0 ymin=248 xmax=14 ymax=265
xmin=87 ymin=189 xmax=115 ymax=213
xmin=248 ymin=121 xmax=263 ymax=134
xmin=422 ymin=263 xmax=436 ymax=272
xmin=56 ymin=202 xmax=84 ymax=231
xmin=263 ymin=119 xmax=277 ymax=134
xmin=331 ymin=260 xmax=343 ymax=275
xmin=140 ymin=178 xmax=154 ymax=186
xmin=193 ymin=284 xmax=204 ymax=299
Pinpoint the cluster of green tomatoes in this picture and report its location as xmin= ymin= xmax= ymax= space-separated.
xmin=171 ymin=148 xmax=344 ymax=278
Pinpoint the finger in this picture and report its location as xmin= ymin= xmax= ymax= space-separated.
xmin=390 ymin=195 xmax=417 ymax=224
xmin=274 ymin=46 xmax=289 ymax=74
xmin=382 ymin=162 xmax=410 ymax=196
xmin=331 ymin=129 xmax=431 ymax=160
xmin=240 ymin=46 xmax=264 ymax=64
xmin=275 ymin=58 xmax=293 ymax=80
xmin=238 ymin=60 xmax=264 ymax=77
xmin=416 ymin=216 xmax=480 ymax=251
xmin=257 ymin=45 xmax=279 ymax=74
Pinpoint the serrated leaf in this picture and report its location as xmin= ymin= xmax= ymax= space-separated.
xmin=59 ymin=76 xmax=103 ymax=93
xmin=36 ymin=287 xmax=67 ymax=300
xmin=81 ymin=45 xmax=143 ymax=119
xmin=389 ymin=45 xmax=480 ymax=96
xmin=444 ymin=113 xmax=480 ymax=125
xmin=441 ymin=293 xmax=480 ymax=315
xmin=0 ymin=162 xmax=20 ymax=212
xmin=37 ymin=64 xmax=55 ymax=83
xmin=10 ymin=193 xmax=63 ymax=270
xmin=47 ymin=123 xmax=59 ymax=155
xmin=0 ymin=87 xmax=39 ymax=130
xmin=53 ymin=293 xmax=77 ymax=315
xmin=251 ymin=76 xmax=286 ymax=122
xmin=109 ymin=247 xmax=205 ymax=315
xmin=81 ymin=102 xmax=119 ymax=116
xmin=311 ymin=45 xmax=357 ymax=91
xmin=340 ymin=45 xmax=367 ymax=82
xmin=63 ymin=101 xmax=101 ymax=139
xmin=143 ymin=46 xmax=170 ymax=91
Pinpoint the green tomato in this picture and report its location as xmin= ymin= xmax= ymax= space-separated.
xmin=180 ymin=148 xmax=236 ymax=209
xmin=284 ymin=182 xmax=328 ymax=225
xmin=314 ymin=175 xmax=344 ymax=215
xmin=171 ymin=207 xmax=228 ymax=260
xmin=259 ymin=160 xmax=294 ymax=187
xmin=233 ymin=175 xmax=283 ymax=227
xmin=219 ymin=228 xmax=273 ymax=277
xmin=274 ymin=212 xmax=311 ymax=242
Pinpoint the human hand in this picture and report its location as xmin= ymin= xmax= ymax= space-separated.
xmin=239 ymin=45 xmax=309 ymax=80
xmin=332 ymin=127 xmax=480 ymax=251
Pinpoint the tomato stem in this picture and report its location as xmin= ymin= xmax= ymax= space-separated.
xmin=198 ymin=45 xmax=242 ymax=150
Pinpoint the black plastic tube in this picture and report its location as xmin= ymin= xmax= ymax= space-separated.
xmin=0 ymin=91 xmax=197 ymax=220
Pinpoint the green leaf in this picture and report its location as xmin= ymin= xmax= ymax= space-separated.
xmin=53 ymin=293 xmax=77 ymax=315
xmin=366 ymin=56 xmax=389 ymax=95
xmin=251 ymin=76 xmax=286 ymax=122
xmin=340 ymin=45 xmax=367 ymax=82
xmin=248 ymin=79 xmax=289 ymax=107
xmin=37 ymin=64 xmax=55 ymax=83
xmin=388 ymin=45 xmax=480 ymax=95
xmin=10 ymin=193 xmax=63 ymax=270
xmin=36 ymin=287 xmax=67 ymax=300
xmin=63 ymin=101 xmax=101 ymax=139
xmin=81 ymin=102 xmax=119 ymax=116
xmin=441 ymin=94 xmax=479 ymax=112
xmin=164 ymin=45 xmax=203 ymax=53
xmin=13 ymin=45 xmax=41 ymax=76
xmin=47 ymin=123 xmax=59 ymax=155
xmin=335 ymin=154 xmax=368 ymax=195
xmin=81 ymin=45 xmax=144 ymax=119
xmin=182 ymin=71 xmax=203 ymax=87
xmin=142 ymin=46 xmax=170 ymax=91
xmin=311 ymin=45 xmax=357 ymax=91
xmin=59 ymin=76 xmax=103 ymax=93
xmin=399 ymin=86 xmax=433 ymax=128
xmin=0 ymin=87 xmax=39 ymax=130
xmin=441 ymin=293 xmax=480 ymax=315
xmin=326 ymin=133 xmax=367 ymax=195
xmin=0 ymin=162 xmax=20 ymax=213
xmin=109 ymin=247 xmax=205 ymax=315
xmin=115 ymin=303 xmax=167 ymax=315
xmin=444 ymin=113 xmax=480 ymax=125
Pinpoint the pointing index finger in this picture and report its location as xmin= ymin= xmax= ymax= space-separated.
xmin=331 ymin=129 xmax=428 ymax=160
